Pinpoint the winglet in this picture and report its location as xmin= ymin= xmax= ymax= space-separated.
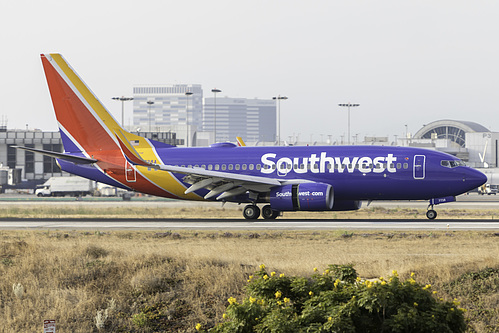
xmin=236 ymin=137 xmax=246 ymax=147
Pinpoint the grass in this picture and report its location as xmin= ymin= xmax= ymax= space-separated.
xmin=0 ymin=230 xmax=497 ymax=332
xmin=0 ymin=203 xmax=499 ymax=219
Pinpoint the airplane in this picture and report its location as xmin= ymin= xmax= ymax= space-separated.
xmin=16 ymin=54 xmax=487 ymax=220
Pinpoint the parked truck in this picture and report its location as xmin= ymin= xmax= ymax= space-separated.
xmin=35 ymin=177 xmax=95 ymax=197
xmin=478 ymin=183 xmax=497 ymax=195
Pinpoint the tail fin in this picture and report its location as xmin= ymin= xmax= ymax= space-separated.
xmin=41 ymin=53 xmax=141 ymax=159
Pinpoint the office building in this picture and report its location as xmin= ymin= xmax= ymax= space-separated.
xmin=133 ymin=84 xmax=203 ymax=146
xmin=203 ymin=97 xmax=276 ymax=143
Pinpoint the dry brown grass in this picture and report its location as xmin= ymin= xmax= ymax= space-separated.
xmin=0 ymin=230 xmax=497 ymax=332
xmin=0 ymin=203 xmax=499 ymax=219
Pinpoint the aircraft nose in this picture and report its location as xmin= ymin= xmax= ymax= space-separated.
xmin=465 ymin=168 xmax=487 ymax=189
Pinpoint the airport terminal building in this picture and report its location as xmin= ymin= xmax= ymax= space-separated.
xmin=0 ymin=119 xmax=497 ymax=188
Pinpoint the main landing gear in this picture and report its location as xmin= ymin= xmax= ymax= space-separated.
xmin=243 ymin=204 xmax=280 ymax=220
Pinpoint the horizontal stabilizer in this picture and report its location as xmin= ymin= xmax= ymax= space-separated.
xmin=13 ymin=146 xmax=97 ymax=164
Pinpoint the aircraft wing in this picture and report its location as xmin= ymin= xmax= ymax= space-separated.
xmin=114 ymin=131 xmax=308 ymax=200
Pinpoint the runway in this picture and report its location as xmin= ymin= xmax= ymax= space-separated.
xmin=0 ymin=193 xmax=498 ymax=231
xmin=0 ymin=218 xmax=498 ymax=231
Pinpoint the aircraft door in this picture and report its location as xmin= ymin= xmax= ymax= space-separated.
xmin=413 ymin=155 xmax=426 ymax=179
xmin=125 ymin=160 xmax=136 ymax=182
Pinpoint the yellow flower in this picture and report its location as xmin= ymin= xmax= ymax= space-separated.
xmin=432 ymin=291 xmax=438 ymax=294
xmin=328 ymin=317 xmax=332 ymax=321
xmin=195 ymin=323 xmax=202 ymax=331
xmin=313 ymin=267 xmax=318 ymax=272
xmin=223 ymin=313 xmax=227 ymax=319
xmin=411 ymin=272 xmax=415 ymax=278
xmin=279 ymin=273 xmax=285 ymax=278
xmin=379 ymin=276 xmax=384 ymax=281
xmin=356 ymin=276 xmax=362 ymax=282
xmin=450 ymin=307 xmax=454 ymax=311
xmin=325 ymin=269 xmax=330 ymax=274
xmin=453 ymin=299 xmax=461 ymax=306
xmin=309 ymin=291 xmax=314 ymax=296
xmin=263 ymin=275 xmax=269 ymax=280
xmin=381 ymin=281 xmax=387 ymax=285
xmin=423 ymin=284 xmax=431 ymax=290
xmin=228 ymin=297 xmax=237 ymax=305
xmin=249 ymin=275 xmax=253 ymax=280
xmin=277 ymin=300 xmax=282 ymax=305
xmin=259 ymin=264 xmax=266 ymax=270
xmin=392 ymin=270 xmax=398 ymax=277
xmin=414 ymin=302 xmax=418 ymax=307
xmin=271 ymin=272 xmax=276 ymax=277
xmin=283 ymin=297 xmax=290 ymax=303
xmin=249 ymin=297 xmax=256 ymax=303
xmin=275 ymin=291 xmax=282 ymax=298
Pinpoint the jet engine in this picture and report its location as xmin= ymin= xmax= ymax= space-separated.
xmin=269 ymin=183 xmax=334 ymax=211
xmin=331 ymin=200 xmax=362 ymax=211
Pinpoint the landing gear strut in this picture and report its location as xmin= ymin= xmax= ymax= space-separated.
xmin=243 ymin=204 xmax=260 ymax=220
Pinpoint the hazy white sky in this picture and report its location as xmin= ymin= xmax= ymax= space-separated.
xmin=1 ymin=1 xmax=499 ymax=143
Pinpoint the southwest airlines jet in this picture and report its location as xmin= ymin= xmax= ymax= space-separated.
xmin=17 ymin=54 xmax=487 ymax=220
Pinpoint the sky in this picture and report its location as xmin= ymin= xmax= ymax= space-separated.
xmin=1 ymin=0 xmax=499 ymax=144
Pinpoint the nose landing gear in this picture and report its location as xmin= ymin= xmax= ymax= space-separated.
xmin=426 ymin=196 xmax=455 ymax=219
xmin=426 ymin=206 xmax=437 ymax=220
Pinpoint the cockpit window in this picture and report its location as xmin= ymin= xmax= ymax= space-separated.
xmin=441 ymin=160 xmax=465 ymax=168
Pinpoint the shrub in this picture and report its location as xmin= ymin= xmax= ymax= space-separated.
xmin=209 ymin=265 xmax=466 ymax=333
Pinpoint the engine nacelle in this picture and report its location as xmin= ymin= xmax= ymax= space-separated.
xmin=332 ymin=200 xmax=362 ymax=211
xmin=270 ymin=183 xmax=334 ymax=211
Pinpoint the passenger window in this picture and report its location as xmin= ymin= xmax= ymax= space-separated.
xmin=242 ymin=164 xmax=247 ymax=170
xmin=208 ymin=165 xmax=213 ymax=170
xmin=222 ymin=164 xmax=227 ymax=171
xmin=256 ymin=164 xmax=261 ymax=170
xmin=249 ymin=164 xmax=254 ymax=170
xmin=397 ymin=163 xmax=401 ymax=169
xmin=403 ymin=163 xmax=408 ymax=169
xmin=228 ymin=164 xmax=233 ymax=170
xmin=215 ymin=164 xmax=220 ymax=170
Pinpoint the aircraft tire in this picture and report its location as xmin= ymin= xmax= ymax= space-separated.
xmin=243 ymin=205 xmax=260 ymax=220
xmin=426 ymin=210 xmax=437 ymax=220
xmin=262 ymin=205 xmax=279 ymax=220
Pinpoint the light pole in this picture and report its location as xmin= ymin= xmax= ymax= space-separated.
xmin=211 ymin=88 xmax=221 ymax=142
xmin=272 ymin=95 xmax=288 ymax=146
xmin=338 ymin=103 xmax=359 ymax=145
xmin=147 ymin=100 xmax=154 ymax=132
xmin=112 ymin=96 xmax=134 ymax=126
xmin=185 ymin=91 xmax=193 ymax=147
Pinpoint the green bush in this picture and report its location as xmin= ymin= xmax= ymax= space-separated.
xmin=207 ymin=265 xmax=466 ymax=333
